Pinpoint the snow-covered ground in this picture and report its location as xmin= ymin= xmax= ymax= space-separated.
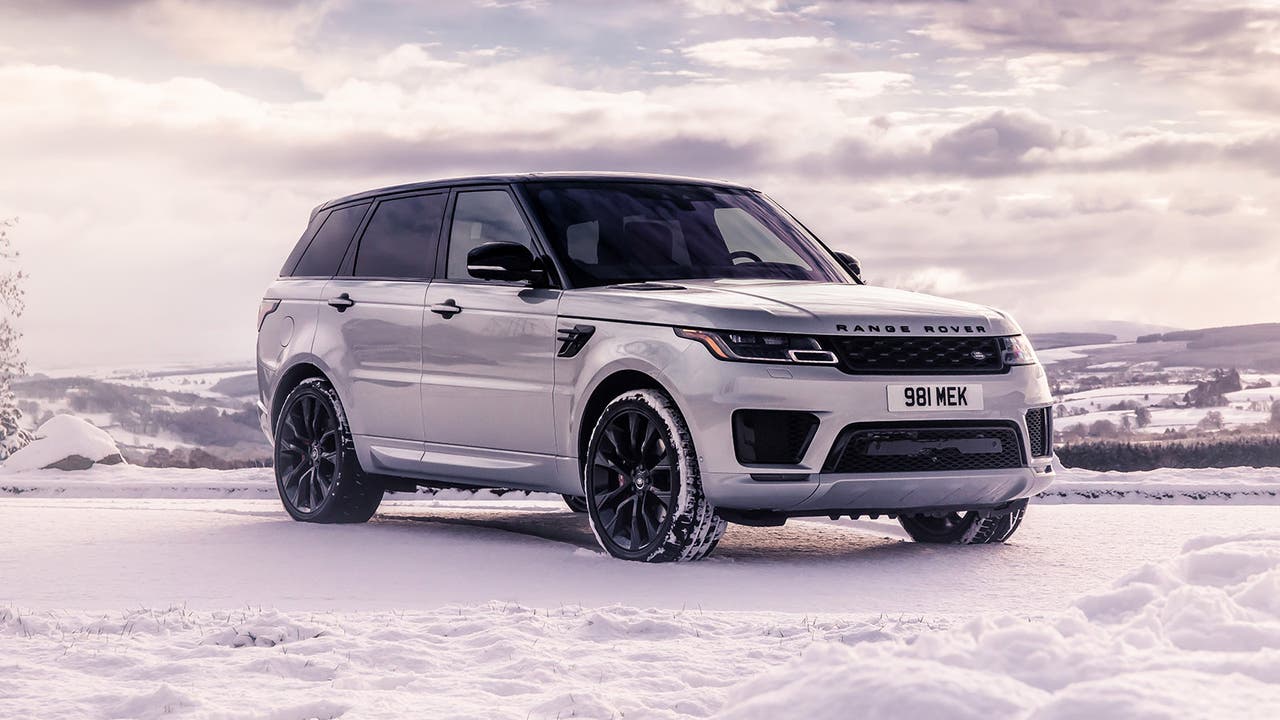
xmin=4 ymin=497 xmax=1280 ymax=717
xmin=5 ymin=465 xmax=1280 ymax=718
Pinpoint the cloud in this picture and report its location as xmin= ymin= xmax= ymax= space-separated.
xmin=1 ymin=0 xmax=1279 ymax=367
xmin=682 ymin=36 xmax=836 ymax=69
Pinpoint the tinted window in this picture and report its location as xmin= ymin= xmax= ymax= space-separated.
xmin=292 ymin=203 xmax=369 ymax=278
xmin=446 ymin=191 xmax=533 ymax=280
xmin=524 ymin=183 xmax=840 ymax=287
xmin=354 ymin=193 xmax=447 ymax=279
xmin=280 ymin=209 xmax=329 ymax=277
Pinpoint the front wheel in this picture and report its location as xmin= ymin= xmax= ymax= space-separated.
xmin=274 ymin=378 xmax=383 ymax=524
xmin=898 ymin=500 xmax=1027 ymax=544
xmin=583 ymin=389 xmax=725 ymax=562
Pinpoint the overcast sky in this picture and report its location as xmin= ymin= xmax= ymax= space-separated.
xmin=1 ymin=0 xmax=1277 ymax=369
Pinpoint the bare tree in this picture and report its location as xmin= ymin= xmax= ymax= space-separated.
xmin=0 ymin=219 xmax=30 ymax=459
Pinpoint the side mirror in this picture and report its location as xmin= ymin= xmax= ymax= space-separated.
xmin=467 ymin=241 xmax=545 ymax=284
xmin=835 ymin=251 xmax=864 ymax=284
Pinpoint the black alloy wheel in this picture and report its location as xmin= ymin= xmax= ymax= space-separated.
xmin=273 ymin=378 xmax=383 ymax=524
xmin=276 ymin=392 xmax=339 ymax=514
xmin=588 ymin=407 xmax=677 ymax=558
xmin=898 ymin=500 xmax=1027 ymax=544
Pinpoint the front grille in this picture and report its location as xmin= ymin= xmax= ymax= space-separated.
xmin=1026 ymin=407 xmax=1053 ymax=457
xmin=824 ymin=422 xmax=1025 ymax=474
xmin=733 ymin=410 xmax=819 ymax=464
xmin=825 ymin=336 xmax=1005 ymax=375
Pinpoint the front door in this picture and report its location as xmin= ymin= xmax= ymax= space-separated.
xmin=420 ymin=187 xmax=560 ymax=484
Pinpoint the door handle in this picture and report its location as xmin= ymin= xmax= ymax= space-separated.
xmin=327 ymin=293 xmax=355 ymax=311
xmin=430 ymin=299 xmax=462 ymax=318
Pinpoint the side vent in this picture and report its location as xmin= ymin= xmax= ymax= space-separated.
xmin=556 ymin=324 xmax=596 ymax=358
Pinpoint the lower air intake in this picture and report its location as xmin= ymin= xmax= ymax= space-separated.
xmin=824 ymin=422 xmax=1026 ymax=474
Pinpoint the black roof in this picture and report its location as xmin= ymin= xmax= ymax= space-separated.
xmin=316 ymin=172 xmax=753 ymax=213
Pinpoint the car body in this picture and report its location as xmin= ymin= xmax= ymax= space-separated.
xmin=256 ymin=172 xmax=1054 ymax=559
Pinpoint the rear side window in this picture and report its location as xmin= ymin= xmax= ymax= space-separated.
xmin=354 ymin=193 xmax=447 ymax=279
xmin=279 ymin=210 xmax=329 ymax=277
xmin=290 ymin=202 xmax=369 ymax=277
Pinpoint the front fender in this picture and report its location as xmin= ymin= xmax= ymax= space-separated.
xmin=556 ymin=321 xmax=691 ymax=459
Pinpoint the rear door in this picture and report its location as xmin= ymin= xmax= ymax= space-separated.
xmin=419 ymin=186 xmax=560 ymax=483
xmin=314 ymin=191 xmax=447 ymax=442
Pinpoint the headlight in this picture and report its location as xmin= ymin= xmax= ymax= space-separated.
xmin=675 ymin=328 xmax=838 ymax=364
xmin=999 ymin=335 xmax=1038 ymax=366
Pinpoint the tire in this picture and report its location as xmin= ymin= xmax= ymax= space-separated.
xmin=898 ymin=499 xmax=1027 ymax=545
xmin=583 ymin=389 xmax=726 ymax=562
xmin=562 ymin=494 xmax=589 ymax=513
xmin=273 ymin=378 xmax=383 ymax=524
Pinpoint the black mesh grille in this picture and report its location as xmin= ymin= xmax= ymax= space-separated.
xmin=1026 ymin=407 xmax=1053 ymax=457
xmin=824 ymin=423 xmax=1025 ymax=474
xmin=825 ymin=336 xmax=1005 ymax=375
xmin=733 ymin=410 xmax=819 ymax=464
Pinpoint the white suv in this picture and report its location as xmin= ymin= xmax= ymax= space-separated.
xmin=256 ymin=173 xmax=1055 ymax=562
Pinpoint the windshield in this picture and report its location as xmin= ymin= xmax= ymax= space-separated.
xmin=522 ymin=182 xmax=846 ymax=287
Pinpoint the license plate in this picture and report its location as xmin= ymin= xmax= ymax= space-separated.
xmin=887 ymin=384 xmax=984 ymax=412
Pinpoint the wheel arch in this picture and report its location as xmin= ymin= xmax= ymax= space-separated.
xmin=269 ymin=360 xmax=331 ymax=435
xmin=575 ymin=368 xmax=677 ymax=472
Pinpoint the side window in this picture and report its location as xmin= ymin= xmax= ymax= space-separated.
xmin=354 ymin=193 xmax=447 ymax=279
xmin=292 ymin=203 xmax=369 ymax=278
xmin=280 ymin=210 xmax=330 ymax=277
xmin=446 ymin=190 xmax=533 ymax=280
xmin=714 ymin=207 xmax=813 ymax=270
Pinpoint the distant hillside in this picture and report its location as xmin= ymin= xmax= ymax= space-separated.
xmin=1139 ymin=323 xmax=1280 ymax=348
xmin=1029 ymin=320 xmax=1180 ymax=343
xmin=1030 ymin=332 xmax=1116 ymax=350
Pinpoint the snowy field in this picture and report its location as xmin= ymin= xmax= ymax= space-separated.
xmin=4 ymin=466 xmax=1280 ymax=718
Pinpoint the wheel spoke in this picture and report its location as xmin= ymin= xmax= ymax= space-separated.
xmin=593 ymin=453 xmax=624 ymax=475
xmin=629 ymin=492 xmax=643 ymax=549
xmin=602 ymin=425 xmax=626 ymax=460
xmin=639 ymin=421 xmax=660 ymax=465
xmin=646 ymin=484 xmax=671 ymax=508
xmin=310 ymin=468 xmax=326 ymax=505
xmin=627 ymin=413 xmax=643 ymax=460
xmin=311 ymin=399 xmax=328 ymax=438
xmin=296 ymin=466 xmax=312 ymax=509
xmin=641 ymin=498 xmax=661 ymax=539
xmin=595 ymin=483 xmax=629 ymax=507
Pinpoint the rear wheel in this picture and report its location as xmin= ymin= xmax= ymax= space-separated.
xmin=898 ymin=500 xmax=1027 ymax=544
xmin=584 ymin=390 xmax=725 ymax=562
xmin=274 ymin=378 xmax=383 ymax=524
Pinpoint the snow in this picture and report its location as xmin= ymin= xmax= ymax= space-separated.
xmin=6 ymin=464 xmax=1280 ymax=717
xmin=5 ymin=500 xmax=1280 ymax=718
xmin=1057 ymin=383 xmax=1196 ymax=409
xmin=1 ymin=414 xmax=122 ymax=471
xmin=1037 ymin=342 xmax=1123 ymax=365
xmin=1043 ymin=464 xmax=1280 ymax=503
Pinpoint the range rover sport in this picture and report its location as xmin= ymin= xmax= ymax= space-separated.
xmin=256 ymin=173 xmax=1055 ymax=562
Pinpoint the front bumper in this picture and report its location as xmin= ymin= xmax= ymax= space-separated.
xmin=662 ymin=349 xmax=1056 ymax=513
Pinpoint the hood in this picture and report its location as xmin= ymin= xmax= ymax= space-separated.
xmin=558 ymin=279 xmax=1020 ymax=337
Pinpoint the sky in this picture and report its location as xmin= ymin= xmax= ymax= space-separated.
xmin=1 ymin=0 xmax=1277 ymax=369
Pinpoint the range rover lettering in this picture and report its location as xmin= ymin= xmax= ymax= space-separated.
xmin=256 ymin=173 xmax=1055 ymax=562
